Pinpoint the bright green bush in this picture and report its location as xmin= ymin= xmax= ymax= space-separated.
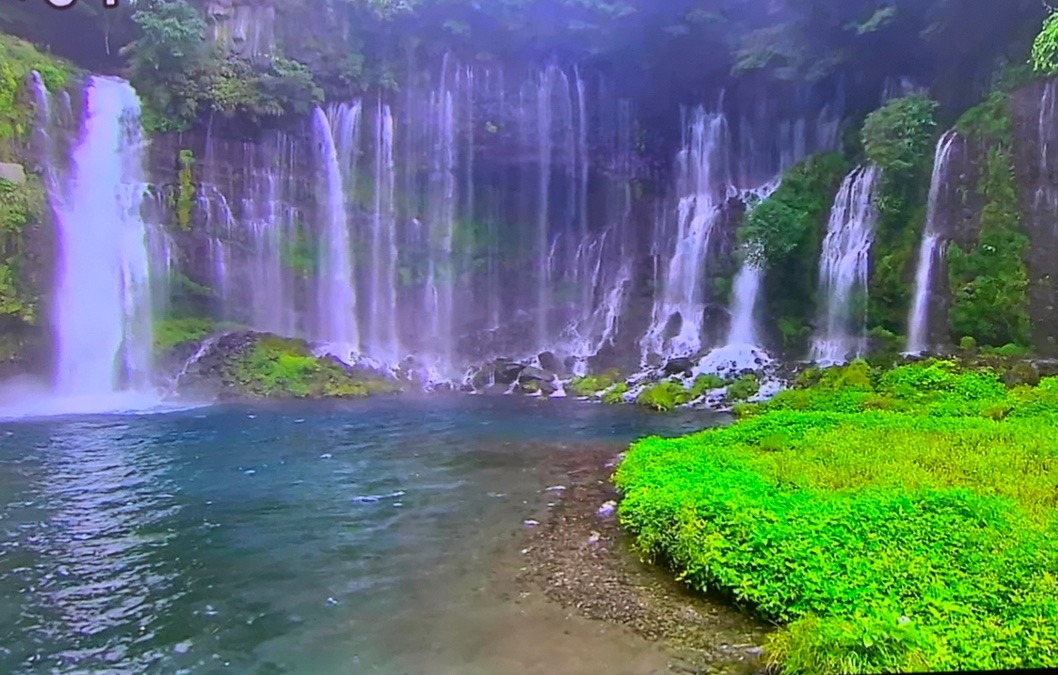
xmin=616 ymin=407 xmax=1058 ymax=674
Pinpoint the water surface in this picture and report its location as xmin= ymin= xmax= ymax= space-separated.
xmin=0 ymin=397 xmax=716 ymax=673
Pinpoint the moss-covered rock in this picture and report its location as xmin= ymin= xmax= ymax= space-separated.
xmin=726 ymin=374 xmax=761 ymax=401
xmin=176 ymin=331 xmax=402 ymax=400
xmin=569 ymin=368 xmax=622 ymax=397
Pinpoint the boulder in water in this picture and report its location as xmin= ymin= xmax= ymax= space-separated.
xmin=537 ymin=351 xmax=562 ymax=374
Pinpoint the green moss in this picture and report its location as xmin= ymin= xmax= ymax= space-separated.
xmin=0 ymin=32 xmax=73 ymax=154
xmin=570 ymin=368 xmax=622 ymax=397
xmin=227 ymin=335 xmax=401 ymax=399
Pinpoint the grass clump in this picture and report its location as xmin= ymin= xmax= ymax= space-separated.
xmin=616 ymin=359 xmax=1058 ymax=674
xmin=227 ymin=335 xmax=401 ymax=399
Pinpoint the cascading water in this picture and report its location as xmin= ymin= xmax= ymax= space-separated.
xmin=312 ymin=106 xmax=359 ymax=357
xmin=906 ymin=131 xmax=959 ymax=354
xmin=641 ymin=107 xmax=729 ymax=362
xmin=425 ymin=61 xmax=460 ymax=368
xmin=50 ymin=76 xmax=157 ymax=399
xmin=726 ymin=264 xmax=761 ymax=346
xmin=366 ymin=101 xmax=400 ymax=363
xmin=811 ymin=165 xmax=880 ymax=365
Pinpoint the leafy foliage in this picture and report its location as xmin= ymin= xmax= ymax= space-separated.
xmin=617 ymin=359 xmax=1058 ymax=674
xmin=1031 ymin=10 xmax=1058 ymax=74
xmin=122 ymin=0 xmax=322 ymax=132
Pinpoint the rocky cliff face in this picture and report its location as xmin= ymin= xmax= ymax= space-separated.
xmin=202 ymin=0 xmax=277 ymax=64
xmin=1012 ymin=79 xmax=1058 ymax=355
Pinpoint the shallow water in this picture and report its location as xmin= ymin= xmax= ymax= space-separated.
xmin=0 ymin=396 xmax=717 ymax=673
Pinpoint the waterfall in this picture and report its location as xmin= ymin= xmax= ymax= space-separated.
xmin=535 ymin=67 xmax=557 ymax=349
xmin=367 ymin=101 xmax=400 ymax=362
xmin=51 ymin=76 xmax=157 ymax=397
xmin=727 ymin=264 xmax=762 ymax=346
xmin=312 ymin=106 xmax=359 ymax=356
xmin=641 ymin=107 xmax=728 ymax=361
xmin=425 ymin=60 xmax=459 ymax=368
xmin=811 ymin=165 xmax=880 ymax=365
xmin=906 ymin=131 xmax=959 ymax=354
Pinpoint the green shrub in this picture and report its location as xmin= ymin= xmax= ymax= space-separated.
xmin=616 ymin=407 xmax=1058 ymax=674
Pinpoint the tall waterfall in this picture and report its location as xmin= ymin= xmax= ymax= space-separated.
xmin=906 ymin=131 xmax=958 ymax=354
xmin=312 ymin=106 xmax=359 ymax=354
xmin=641 ymin=108 xmax=729 ymax=361
xmin=50 ymin=77 xmax=157 ymax=397
xmin=366 ymin=101 xmax=400 ymax=363
xmin=144 ymin=58 xmax=636 ymax=377
xmin=811 ymin=165 xmax=880 ymax=365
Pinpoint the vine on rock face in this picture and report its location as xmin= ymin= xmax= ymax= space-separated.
xmin=175 ymin=149 xmax=195 ymax=231
xmin=947 ymin=93 xmax=1031 ymax=348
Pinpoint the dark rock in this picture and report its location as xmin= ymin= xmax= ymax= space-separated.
xmin=519 ymin=366 xmax=551 ymax=382
xmin=538 ymin=351 xmax=561 ymax=374
xmin=663 ymin=357 xmax=694 ymax=375
xmin=493 ymin=359 xmax=526 ymax=385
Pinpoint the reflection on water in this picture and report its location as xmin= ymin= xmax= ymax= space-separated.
xmin=0 ymin=397 xmax=714 ymax=673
